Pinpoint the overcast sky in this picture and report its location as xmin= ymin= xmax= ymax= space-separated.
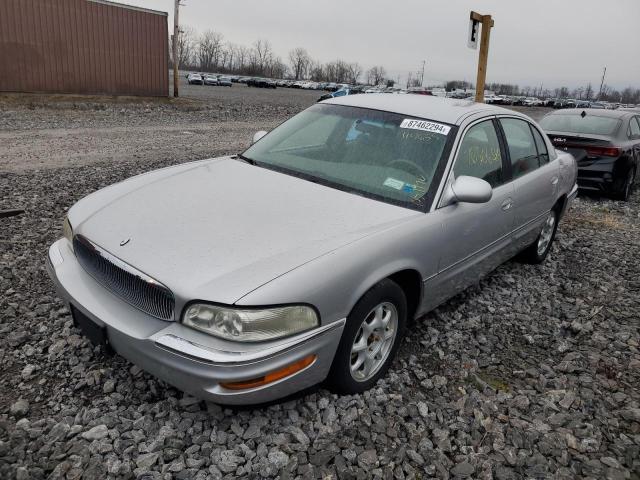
xmin=121 ymin=0 xmax=640 ymax=90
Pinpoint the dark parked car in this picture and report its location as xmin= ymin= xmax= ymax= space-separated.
xmin=247 ymin=78 xmax=277 ymax=89
xmin=554 ymin=99 xmax=577 ymax=109
xmin=540 ymin=109 xmax=640 ymax=200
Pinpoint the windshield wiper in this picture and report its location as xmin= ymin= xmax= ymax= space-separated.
xmin=235 ymin=153 xmax=256 ymax=165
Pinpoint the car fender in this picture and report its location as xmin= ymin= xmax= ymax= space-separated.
xmin=235 ymin=214 xmax=439 ymax=326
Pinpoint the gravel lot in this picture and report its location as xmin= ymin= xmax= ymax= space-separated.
xmin=1 ymin=86 xmax=639 ymax=480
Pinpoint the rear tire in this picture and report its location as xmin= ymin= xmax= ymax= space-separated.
xmin=519 ymin=208 xmax=559 ymax=264
xmin=326 ymin=279 xmax=406 ymax=394
xmin=615 ymin=167 xmax=635 ymax=201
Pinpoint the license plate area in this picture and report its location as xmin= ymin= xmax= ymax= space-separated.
xmin=71 ymin=305 xmax=108 ymax=346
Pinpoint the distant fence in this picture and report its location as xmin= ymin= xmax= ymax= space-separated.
xmin=0 ymin=0 xmax=168 ymax=97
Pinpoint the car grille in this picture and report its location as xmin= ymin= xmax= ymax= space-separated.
xmin=73 ymin=235 xmax=175 ymax=321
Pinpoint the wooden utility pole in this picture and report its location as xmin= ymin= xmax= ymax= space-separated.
xmin=172 ymin=0 xmax=180 ymax=98
xmin=598 ymin=66 xmax=607 ymax=100
xmin=469 ymin=11 xmax=494 ymax=103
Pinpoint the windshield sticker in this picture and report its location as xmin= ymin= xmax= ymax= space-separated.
xmin=383 ymin=177 xmax=405 ymax=190
xmin=400 ymin=119 xmax=451 ymax=135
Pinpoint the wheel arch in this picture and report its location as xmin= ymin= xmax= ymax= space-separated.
xmin=554 ymin=193 xmax=569 ymax=219
xmin=388 ymin=269 xmax=423 ymax=321
xmin=346 ymin=266 xmax=424 ymax=323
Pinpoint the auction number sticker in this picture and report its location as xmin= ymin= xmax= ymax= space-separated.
xmin=400 ymin=119 xmax=451 ymax=135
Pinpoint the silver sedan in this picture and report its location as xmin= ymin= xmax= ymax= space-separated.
xmin=47 ymin=95 xmax=578 ymax=405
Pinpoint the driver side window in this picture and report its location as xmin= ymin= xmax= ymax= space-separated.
xmin=453 ymin=120 xmax=504 ymax=188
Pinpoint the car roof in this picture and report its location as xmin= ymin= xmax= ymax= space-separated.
xmin=323 ymin=94 xmax=521 ymax=125
xmin=546 ymin=108 xmax=635 ymax=119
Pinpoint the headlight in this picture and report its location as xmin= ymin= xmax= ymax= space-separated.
xmin=63 ymin=217 xmax=73 ymax=243
xmin=182 ymin=304 xmax=319 ymax=342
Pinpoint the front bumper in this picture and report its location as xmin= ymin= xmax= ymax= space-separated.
xmin=46 ymin=238 xmax=344 ymax=405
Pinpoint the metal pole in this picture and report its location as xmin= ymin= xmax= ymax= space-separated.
xmin=173 ymin=0 xmax=180 ymax=98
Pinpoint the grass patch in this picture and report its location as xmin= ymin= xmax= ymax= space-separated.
xmin=0 ymin=92 xmax=202 ymax=109
xmin=567 ymin=212 xmax=626 ymax=230
xmin=470 ymin=371 xmax=510 ymax=392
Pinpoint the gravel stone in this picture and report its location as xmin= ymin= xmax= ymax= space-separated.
xmin=81 ymin=424 xmax=109 ymax=441
xmin=268 ymin=449 xmax=289 ymax=469
xmin=135 ymin=452 xmax=159 ymax=470
xmin=451 ymin=461 xmax=475 ymax=477
xmin=9 ymin=399 xmax=29 ymax=417
xmin=357 ymin=449 xmax=379 ymax=469
xmin=103 ymin=378 xmax=116 ymax=394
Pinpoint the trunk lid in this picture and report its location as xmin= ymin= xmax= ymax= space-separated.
xmin=546 ymin=132 xmax=619 ymax=164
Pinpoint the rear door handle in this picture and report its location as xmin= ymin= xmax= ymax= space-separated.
xmin=551 ymin=176 xmax=559 ymax=185
xmin=501 ymin=198 xmax=513 ymax=211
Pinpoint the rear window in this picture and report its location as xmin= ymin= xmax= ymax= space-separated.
xmin=539 ymin=114 xmax=621 ymax=135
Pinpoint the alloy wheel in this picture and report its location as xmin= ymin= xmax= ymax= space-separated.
xmin=350 ymin=302 xmax=398 ymax=382
xmin=537 ymin=211 xmax=556 ymax=257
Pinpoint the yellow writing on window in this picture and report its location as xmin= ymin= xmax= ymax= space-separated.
xmin=465 ymin=146 xmax=501 ymax=166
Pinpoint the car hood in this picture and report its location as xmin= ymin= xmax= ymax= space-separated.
xmin=77 ymin=157 xmax=419 ymax=305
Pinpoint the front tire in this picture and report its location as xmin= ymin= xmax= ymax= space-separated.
xmin=519 ymin=208 xmax=559 ymax=264
xmin=326 ymin=279 xmax=406 ymax=394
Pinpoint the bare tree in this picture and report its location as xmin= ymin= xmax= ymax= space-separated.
xmin=584 ymin=83 xmax=593 ymax=101
xmin=270 ymin=57 xmax=288 ymax=79
xmin=308 ymin=61 xmax=324 ymax=82
xmin=367 ymin=66 xmax=386 ymax=86
xmin=289 ymin=47 xmax=311 ymax=80
xmin=251 ymin=39 xmax=274 ymax=75
xmin=233 ymin=45 xmax=250 ymax=73
xmin=173 ymin=25 xmax=195 ymax=69
xmin=197 ymin=30 xmax=224 ymax=71
xmin=347 ymin=63 xmax=362 ymax=84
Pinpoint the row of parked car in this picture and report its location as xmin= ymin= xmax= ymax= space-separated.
xmin=186 ymin=73 xmax=233 ymax=87
xmin=484 ymin=95 xmax=638 ymax=110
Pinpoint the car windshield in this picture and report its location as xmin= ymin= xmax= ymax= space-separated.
xmin=540 ymin=114 xmax=621 ymax=135
xmin=242 ymin=103 xmax=453 ymax=210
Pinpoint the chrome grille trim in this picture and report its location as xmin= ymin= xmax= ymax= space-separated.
xmin=73 ymin=235 xmax=175 ymax=321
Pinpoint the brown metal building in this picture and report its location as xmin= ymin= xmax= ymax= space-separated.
xmin=0 ymin=0 xmax=168 ymax=97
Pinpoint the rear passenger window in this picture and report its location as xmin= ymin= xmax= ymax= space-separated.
xmin=629 ymin=117 xmax=640 ymax=138
xmin=500 ymin=118 xmax=539 ymax=178
xmin=453 ymin=120 xmax=503 ymax=188
xmin=531 ymin=126 xmax=550 ymax=164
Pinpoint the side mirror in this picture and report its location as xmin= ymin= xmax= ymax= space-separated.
xmin=252 ymin=130 xmax=268 ymax=144
xmin=442 ymin=175 xmax=492 ymax=206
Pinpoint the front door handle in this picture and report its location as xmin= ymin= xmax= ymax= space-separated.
xmin=551 ymin=176 xmax=559 ymax=185
xmin=501 ymin=198 xmax=513 ymax=211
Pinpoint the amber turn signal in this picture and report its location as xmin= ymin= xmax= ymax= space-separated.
xmin=220 ymin=355 xmax=316 ymax=391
